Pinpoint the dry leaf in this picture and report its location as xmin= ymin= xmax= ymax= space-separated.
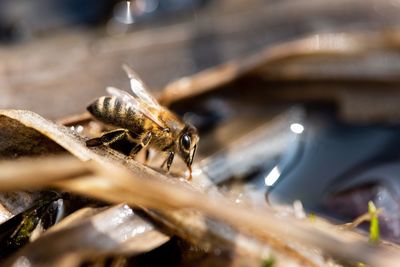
xmin=1 ymin=109 xmax=400 ymax=266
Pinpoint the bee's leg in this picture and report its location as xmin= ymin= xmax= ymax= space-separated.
xmin=160 ymin=151 xmax=172 ymax=169
xmin=160 ymin=157 xmax=168 ymax=169
xmin=129 ymin=143 xmax=143 ymax=157
xmin=102 ymin=129 xmax=129 ymax=145
xmin=128 ymin=132 xmax=152 ymax=158
xmin=141 ymin=132 xmax=152 ymax=146
xmin=187 ymin=165 xmax=192 ymax=181
xmin=85 ymin=137 xmax=103 ymax=147
xmin=86 ymin=129 xmax=128 ymax=147
xmin=162 ymin=152 xmax=175 ymax=172
xmin=144 ymin=149 xmax=150 ymax=164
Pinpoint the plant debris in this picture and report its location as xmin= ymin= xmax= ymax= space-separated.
xmin=0 ymin=109 xmax=400 ymax=266
xmin=368 ymin=201 xmax=380 ymax=243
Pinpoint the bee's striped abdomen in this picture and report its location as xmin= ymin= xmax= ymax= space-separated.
xmin=87 ymin=96 xmax=146 ymax=134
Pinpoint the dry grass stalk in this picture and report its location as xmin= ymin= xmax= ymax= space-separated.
xmin=2 ymin=109 xmax=400 ymax=266
xmin=0 ymin=156 xmax=91 ymax=190
xmin=0 ymin=154 xmax=399 ymax=267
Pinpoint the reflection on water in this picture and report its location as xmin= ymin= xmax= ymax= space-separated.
xmin=264 ymin=166 xmax=281 ymax=187
xmin=203 ymin=106 xmax=400 ymax=243
xmin=290 ymin=123 xmax=304 ymax=134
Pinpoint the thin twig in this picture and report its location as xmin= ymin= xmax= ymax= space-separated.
xmin=0 ymin=156 xmax=399 ymax=267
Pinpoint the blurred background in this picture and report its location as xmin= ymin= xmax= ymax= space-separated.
xmin=3 ymin=0 xmax=400 ymax=247
xmin=4 ymin=0 xmax=400 ymax=118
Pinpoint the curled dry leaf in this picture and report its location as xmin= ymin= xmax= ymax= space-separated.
xmin=4 ymin=204 xmax=170 ymax=267
xmin=161 ymin=32 xmax=400 ymax=104
xmin=160 ymin=32 xmax=400 ymax=123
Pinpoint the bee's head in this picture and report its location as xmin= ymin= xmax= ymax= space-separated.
xmin=177 ymin=124 xmax=199 ymax=169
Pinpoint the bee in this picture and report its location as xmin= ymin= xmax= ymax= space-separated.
xmin=85 ymin=65 xmax=199 ymax=179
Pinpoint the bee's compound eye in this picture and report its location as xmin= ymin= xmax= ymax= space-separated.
xmin=181 ymin=134 xmax=191 ymax=151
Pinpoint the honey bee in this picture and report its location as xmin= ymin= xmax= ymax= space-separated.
xmin=86 ymin=65 xmax=199 ymax=179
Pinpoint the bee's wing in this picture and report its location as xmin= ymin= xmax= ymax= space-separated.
xmin=122 ymin=64 xmax=161 ymax=109
xmin=106 ymin=86 xmax=166 ymax=129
